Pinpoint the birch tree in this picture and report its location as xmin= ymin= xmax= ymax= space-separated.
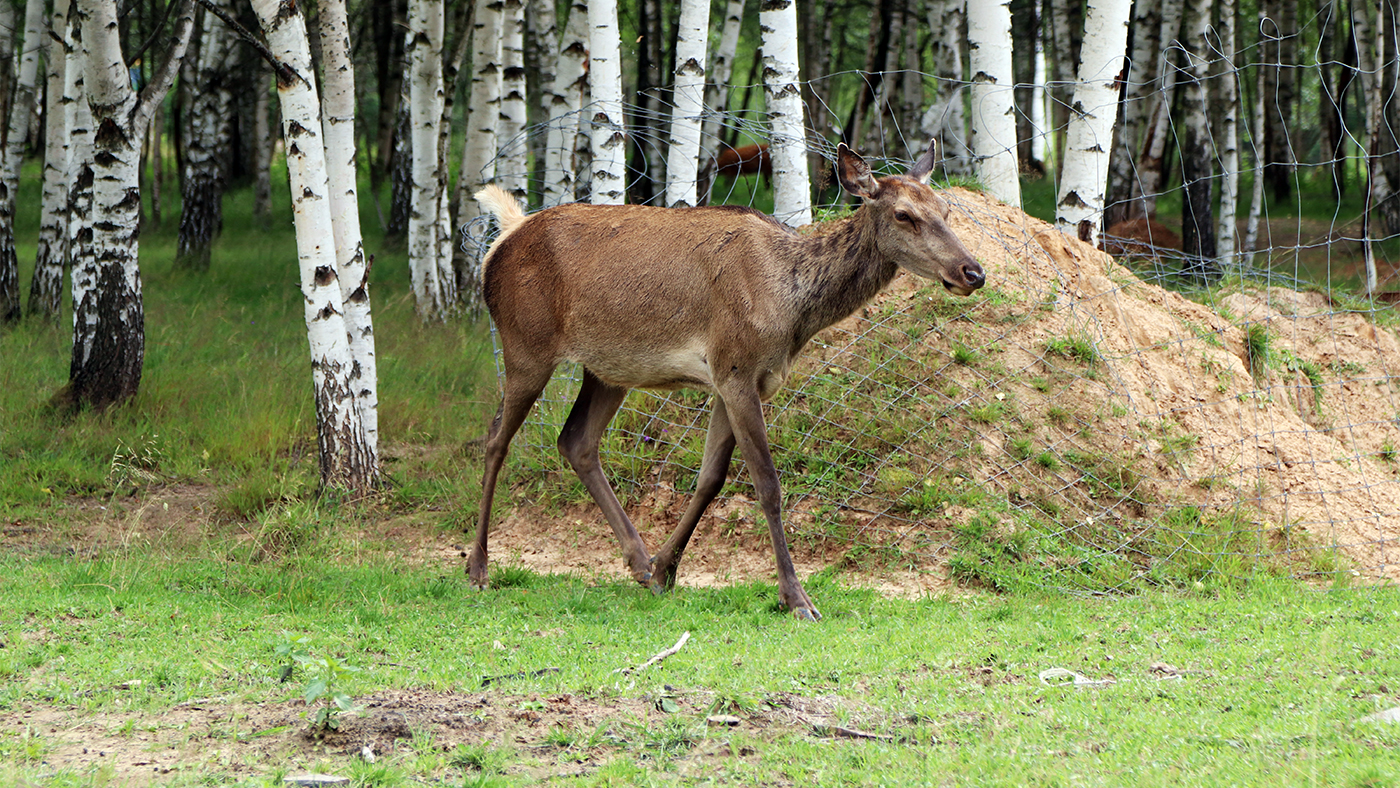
xmin=664 ymin=0 xmax=709 ymax=208
xmin=1213 ymin=0 xmax=1241 ymax=266
xmin=1178 ymin=0 xmax=1215 ymax=279
xmin=588 ymin=0 xmax=627 ymax=204
xmin=1054 ymin=0 xmax=1131 ymax=245
xmin=28 ymin=0 xmax=72 ymax=320
xmin=967 ymin=0 xmax=1021 ymax=206
xmin=320 ymin=0 xmax=380 ymax=482
xmin=456 ymin=0 xmax=501 ymax=222
xmin=253 ymin=59 xmax=274 ymax=226
xmin=698 ymin=0 xmax=745 ymax=199
xmin=922 ymin=0 xmax=971 ymax=176
xmin=497 ymin=0 xmax=527 ymax=200
xmin=542 ymin=0 xmax=588 ymax=207
xmin=61 ymin=0 xmax=195 ymax=411
xmin=250 ymin=0 xmax=375 ymax=490
xmin=1132 ymin=0 xmax=1184 ymax=218
xmin=407 ymin=0 xmax=450 ymax=319
xmin=1105 ymin=0 xmax=1160 ymax=225
xmin=176 ymin=0 xmax=238 ymax=271
xmin=0 ymin=0 xmax=47 ymax=324
xmin=761 ymin=0 xmax=811 ymax=226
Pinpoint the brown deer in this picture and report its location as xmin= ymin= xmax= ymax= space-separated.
xmin=472 ymin=141 xmax=983 ymax=620
xmin=715 ymin=143 xmax=771 ymax=181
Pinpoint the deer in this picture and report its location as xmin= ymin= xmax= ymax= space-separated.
xmin=471 ymin=140 xmax=984 ymax=621
xmin=715 ymin=143 xmax=771 ymax=181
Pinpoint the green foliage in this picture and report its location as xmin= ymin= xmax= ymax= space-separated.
xmin=276 ymin=633 xmax=363 ymax=731
xmin=1044 ymin=334 xmax=1101 ymax=366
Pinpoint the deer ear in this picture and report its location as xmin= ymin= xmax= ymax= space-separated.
xmin=836 ymin=143 xmax=879 ymax=199
xmin=908 ymin=139 xmax=938 ymax=185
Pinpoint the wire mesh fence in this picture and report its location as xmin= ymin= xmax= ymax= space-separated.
xmin=466 ymin=29 xmax=1400 ymax=593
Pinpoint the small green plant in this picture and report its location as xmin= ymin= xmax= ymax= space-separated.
xmin=1380 ymin=443 xmax=1397 ymax=463
xmin=1045 ymin=335 xmax=1100 ymax=365
xmin=952 ymin=342 xmax=981 ymax=366
xmin=1243 ymin=323 xmax=1273 ymax=379
xmin=276 ymin=634 xmax=363 ymax=731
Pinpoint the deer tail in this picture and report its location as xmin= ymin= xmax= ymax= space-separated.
xmin=474 ymin=185 xmax=528 ymax=273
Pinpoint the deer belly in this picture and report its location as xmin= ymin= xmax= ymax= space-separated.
xmin=571 ymin=340 xmax=715 ymax=392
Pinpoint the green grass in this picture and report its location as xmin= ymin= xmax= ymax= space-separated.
xmin=1 ymin=540 xmax=1398 ymax=786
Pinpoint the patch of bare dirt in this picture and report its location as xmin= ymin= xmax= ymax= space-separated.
xmin=0 ymin=686 xmax=910 ymax=785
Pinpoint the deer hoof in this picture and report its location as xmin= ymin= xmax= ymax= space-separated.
xmin=649 ymin=582 xmax=666 ymax=597
xmin=792 ymin=606 xmax=822 ymax=622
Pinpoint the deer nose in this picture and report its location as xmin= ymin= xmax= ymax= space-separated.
xmin=962 ymin=263 xmax=986 ymax=290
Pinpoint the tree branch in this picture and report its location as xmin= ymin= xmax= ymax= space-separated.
xmin=125 ymin=0 xmax=179 ymax=66
xmin=133 ymin=0 xmax=197 ymax=132
xmin=193 ymin=0 xmax=309 ymax=89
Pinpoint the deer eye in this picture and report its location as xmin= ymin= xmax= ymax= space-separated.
xmin=894 ymin=210 xmax=914 ymax=224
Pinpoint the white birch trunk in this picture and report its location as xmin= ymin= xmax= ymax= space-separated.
xmin=1356 ymin=1 xmax=1382 ymax=294
xmin=700 ymin=0 xmax=745 ymax=189
xmin=457 ymin=0 xmax=502 ymax=223
xmin=922 ymin=0 xmax=971 ymax=176
xmin=1214 ymin=0 xmax=1240 ymax=266
xmin=253 ymin=58 xmax=274 ymax=224
xmin=664 ymin=0 xmax=709 ymax=208
xmin=587 ymin=0 xmax=626 ymax=204
xmin=68 ymin=0 xmax=193 ymax=410
xmin=176 ymin=0 xmax=237 ymax=270
xmin=29 ymin=0 xmax=71 ymax=320
xmin=1054 ymin=0 xmax=1131 ymax=245
xmin=497 ymin=0 xmax=528 ymax=200
xmin=408 ymin=0 xmax=449 ymax=319
xmin=543 ymin=0 xmax=587 ymax=207
xmin=1134 ymin=0 xmax=1185 ymax=217
xmin=0 ymin=0 xmax=47 ymax=322
xmin=65 ymin=5 xmax=90 ymax=312
xmin=1106 ymin=0 xmax=1159 ymax=221
xmin=966 ymin=0 xmax=1021 ymax=206
xmin=320 ymin=0 xmax=380 ymax=481
xmin=1178 ymin=0 xmax=1215 ymax=270
xmin=760 ymin=0 xmax=811 ymax=226
xmin=1031 ymin=42 xmax=1047 ymax=164
xmin=251 ymin=0 xmax=373 ymax=489
xmin=1244 ymin=10 xmax=1266 ymax=265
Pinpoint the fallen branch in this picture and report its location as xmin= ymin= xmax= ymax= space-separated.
xmin=614 ymin=631 xmax=690 ymax=675
xmin=480 ymin=667 xmax=561 ymax=687
xmin=814 ymin=724 xmax=895 ymax=742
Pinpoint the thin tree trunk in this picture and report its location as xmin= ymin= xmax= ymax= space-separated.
xmin=1214 ymin=0 xmax=1241 ymax=266
xmin=1132 ymin=0 xmax=1184 ymax=219
xmin=1104 ymin=0 xmax=1160 ymax=225
xmin=29 ymin=0 xmax=72 ymax=321
xmin=922 ymin=0 xmax=971 ymax=176
xmin=457 ymin=0 xmax=502 ymax=223
xmin=253 ymin=58 xmax=273 ymax=226
xmin=497 ymin=0 xmax=528 ymax=201
xmin=1377 ymin=0 xmax=1400 ymax=237
xmin=697 ymin=0 xmax=745 ymax=201
xmin=408 ymin=0 xmax=449 ymax=319
xmin=1010 ymin=0 xmax=1038 ymax=168
xmin=1263 ymin=0 xmax=1297 ymax=201
xmin=251 ymin=0 xmax=374 ymax=490
xmin=1043 ymin=0 xmax=1075 ymax=170
xmin=176 ymin=0 xmax=237 ymax=271
xmin=762 ymin=0 xmax=812 ymax=226
xmin=968 ymin=0 xmax=1022 ymax=206
xmin=1178 ymin=0 xmax=1216 ymax=280
xmin=664 ymin=0 xmax=708 ymax=208
xmin=317 ymin=0 xmax=380 ymax=483
xmin=543 ymin=0 xmax=587 ymax=207
xmin=526 ymin=0 xmax=558 ymax=199
xmin=588 ymin=0 xmax=626 ymax=204
xmin=1054 ymin=0 xmax=1131 ymax=245
xmin=387 ymin=76 xmax=412 ymax=240
xmin=63 ymin=0 xmax=194 ymax=412
xmin=0 ymin=0 xmax=47 ymax=323
xmin=1244 ymin=8 xmax=1266 ymax=265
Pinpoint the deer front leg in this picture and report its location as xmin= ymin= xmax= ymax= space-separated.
xmin=652 ymin=397 xmax=736 ymax=591
xmin=472 ymin=369 xmax=552 ymax=589
xmin=557 ymin=370 xmax=654 ymax=586
xmin=720 ymin=386 xmax=821 ymax=621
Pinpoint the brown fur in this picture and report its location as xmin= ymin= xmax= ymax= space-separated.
xmin=469 ymin=142 xmax=984 ymax=620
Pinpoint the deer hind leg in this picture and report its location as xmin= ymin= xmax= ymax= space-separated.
xmin=720 ymin=384 xmax=821 ymax=621
xmin=652 ymin=396 xmax=735 ymax=591
xmin=557 ymin=369 xmax=654 ymax=586
xmin=471 ymin=365 xmax=553 ymax=590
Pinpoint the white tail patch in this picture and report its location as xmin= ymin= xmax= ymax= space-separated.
xmin=474 ymin=185 xmax=529 ymax=271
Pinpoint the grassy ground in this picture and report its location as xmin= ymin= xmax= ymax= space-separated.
xmin=1 ymin=538 xmax=1398 ymax=786
xmin=4 ymin=167 xmax=1400 ymax=785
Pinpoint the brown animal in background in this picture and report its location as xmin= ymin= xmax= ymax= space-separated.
xmin=471 ymin=140 xmax=984 ymax=620
xmin=715 ymin=143 xmax=771 ymax=180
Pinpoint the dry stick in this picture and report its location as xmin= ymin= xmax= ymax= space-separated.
xmin=614 ymin=631 xmax=691 ymax=675
xmin=193 ymin=0 xmax=307 ymax=88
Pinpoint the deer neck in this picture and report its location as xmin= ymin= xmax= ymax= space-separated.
xmin=784 ymin=210 xmax=898 ymax=349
